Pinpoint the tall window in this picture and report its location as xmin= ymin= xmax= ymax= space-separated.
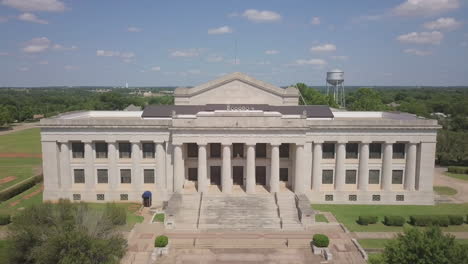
xmin=187 ymin=143 xmax=198 ymax=158
xmin=144 ymin=169 xmax=155 ymax=184
xmin=345 ymin=170 xmax=357 ymax=184
xmin=279 ymin=144 xmax=290 ymax=158
xmin=392 ymin=170 xmax=404 ymax=184
xmin=322 ymin=170 xmax=334 ymax=184
xmin=97 ymin=169 xmax=108 ymax=184
xmin=142 ymin=143 xmax=155 ymax=159
xmin=95 ymin=142 xmax=108 ymax=159
xmin=368 ymin=170 xmax=380 ymax=184
xmin=369 ymin=143 xmax=382 ymax=159
xmin=322 ymin=143 xmax=335 ymax=159
xmin=393 ymin=143 xmax=406 ymax=159
xmin=346 ymin=143 xmax=359 ymax=159
xmin=119 ymin=142 xmax=132 ymax=159
xmin=72 ymin=142 xmax=84 ymax=159
xmin=232 ymin=143 xmax=244 ymax=158
xmin=256 ymin=143 xmax=267 ymax=158
xmin=120 ymin=169 xmax=131 ymax=184
xmin=280 ymin=168 xmax=288 ymax=181
xmin=210 ymin=143 xmax=221 ymax=158
xmin=74 ymin=169 xmax=85 ymax=184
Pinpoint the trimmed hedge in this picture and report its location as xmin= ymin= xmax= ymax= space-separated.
xmin=0 ymin=174 xmax=43 ymax=202
xmin=312 ymin=234 xmax=329 ymax=248
xmin=410 ymin=215 xmax=450 ymax=227
xmin=384 ymin=216 xmax=406 ymax=226
xmin=0 ymin=214 xmax=11 ymax=225
xmin=358 ymin=216 xmax=378 ymax=225
xmin=155 ymin=235 xmax=168 ymax=248
xmin=448 ymin=166 xmax=468 ymax=174
xmin=448 ymin=215 xmax=464 ymax=225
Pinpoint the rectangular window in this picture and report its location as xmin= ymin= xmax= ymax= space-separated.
xmin=279 ymin=144 xmax=290 ymax=158
xmin=144 ymin=169 xmax=155 ymax=184
xmin=368 ymin=170 xmax=380 ymax=184
xmin=372 ymin=195 xmax=381 ymax=201
xmin=97 ymin=194 xmax=105 ymax=201
xmin=73 ymin=194 xmax=81 ymax=201
xmin=97 ymin=169 xmax=108 ymax=184
xmin=322 ymin=170 xmax=334 ymax=184
xmin=187 ymin=143 xmax=198 ymax=158
xmin=120 ymin=169 xmax=131 ymax=184
xmin=392 ymin=170 xmax=404 ymax=184
xmin=119 ymin=142 xmax=132 ymax=159
xmin=188 ymin=168 xmax=198 ymax=181
xmin=233 ymin=143 xmax=244 ymax=158
xmin=95 ymin=142 xmax=108 ymax=159
xmin=256 ymin=143 xmax=267 ymax=158
xmin=396 ymin=195 xmax=404 ymax=201
xmin=142 ymin=143 xmax=155 ymax=159
xmin=349 ymin=195 xmax=357 ymax=201
xmin=72 ymin=142 xmax=84 ymax=159
xmin=369 ymin=143 xmax=382 ymax=159
xmin=322 ymin=143 xmax=335 ymax=159
xmin=74 ymin=169 xmax=85 ymax=184
xmin=325 ymin=194 xmax=334 ymax=201
xmin=393 ymin=143 xmax=406 ymax=159
xmin=346 ymin=143 xmax=359 ymax=159
xmin=280 ymin=168 xmax=288 ymax=182
xmin=345 ymin=170 xmax=357 ymax=184
xmin=210 ymin=143 xmax=221 ymax=158
xmin=120 ymin=194 xmax=128 ymax=201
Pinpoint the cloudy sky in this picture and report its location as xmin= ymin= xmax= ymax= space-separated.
xmin=0 ymin=0 xmax=467 ymax=87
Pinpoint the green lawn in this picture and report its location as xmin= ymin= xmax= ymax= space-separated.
xmin=0 ymin=128 xmax=41 ymax=154
xmin=446 ymin=172 xmax=468 ymax=181
xmin=315 ymin=214 xmax=329 ymax=223
xmin=434 ymin=186 xmax=458 ymax=195
xmin=153 ymin=213 xmax=165 ymax=222
xmin=359 ymin=238 xmax=468 ymax=249
xmin=0 ymin=240 xmax=10 ymax=264
xmin=0 ymin=184 xmax=43 ymax=215
xmin=313 ymin=204 xmax=468 ymax=232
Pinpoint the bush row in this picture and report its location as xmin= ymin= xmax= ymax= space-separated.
xmin=312 ymin=234 xmax=330 ymax=248
xmin=357 ymin=216 xmax=378 ymax=225
xmin=0 ymin=174 xmax=43 ymax=202
xmin=384 ymin=216 xmax=406 ymax=226
xmin=358 ymin=215 xmax=467 ymax=226
xmin=447 ymin=166 xmax=468 ymax=174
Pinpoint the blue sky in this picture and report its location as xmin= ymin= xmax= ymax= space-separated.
xmin=0 ymin=0 xmax=467 ymax=87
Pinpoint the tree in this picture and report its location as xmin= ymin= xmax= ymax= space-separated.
xmin=374 ymin=227 xmax=468 ymax=264
xmin=0 ymin=105 xmax=14 ymax=126
xmin=295 ymin=83 xmax=336 ymax=106
xmin=7 ymin=200 xmax=127 ymax=264
xmin=348 ymin=88 xmax=387 ymax=111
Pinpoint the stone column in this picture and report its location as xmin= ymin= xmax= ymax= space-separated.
xmin=294 ymin=144 xmax=305 ymax=194
xmin=197 ymin=144 xmax=208 ymax=193
xmin=41 ymin=140 xmax=60 ymax=201
xmin=84 ymin=141 xmax=95 ymax=189
xmin=132 ymin=141 xmax=142 ymax=191
xmin=59 ymin=141 xmax=70 ymax=190
xmin=382 ymin=142 xmax=393 ymax=191
xmin=304 ymin=142 xmax=313 ymax=191
xmin=405 ymin=143 xmax=417 ymax=191
xmin=173 ymin=144 xmax=184 ymax=193
xmin=312 ymin=142 xmax=322 ymax=191
xmin=270 ymin=144 xmax=280 ymax=193
xmin=246 ymin=144 xmax=256 ymax=194
xmin=335 ymin=142 xmax=346 ymax=191
xmin=358 ymin=142 xmax=370 ymax=191
xmin=417 ymin=142 xmax=436 ymax=191
xmin=156 ymin=142 xmax=166 ymax=190
xmin=108 ymin=142 xmax=118 ymax=190
xmin=222 ymin=144 xmax=232 ymax=193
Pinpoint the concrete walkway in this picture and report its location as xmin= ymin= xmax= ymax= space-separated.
xmin=433 ymin=167 xmax=468 ymax=203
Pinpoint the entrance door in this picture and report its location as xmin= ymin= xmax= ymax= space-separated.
xmin=210 ymin=166 xmax=221 ymax=185
xmin=256 ymin=166 xmax=266 ymax=185
xmin=280 ymin=168 xmax=289 ymax=182
xmin=233 ymin=166 xmax=244 ymax=185
xmin=188 ymin=168 xmax=198 ymax=181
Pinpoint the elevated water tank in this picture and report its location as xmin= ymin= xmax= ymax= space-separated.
xmin=326 ymin=69 xmax=344 ymax=85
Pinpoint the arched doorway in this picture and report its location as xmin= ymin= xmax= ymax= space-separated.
xmin=142 ymin=191 xmax=152 ymax=207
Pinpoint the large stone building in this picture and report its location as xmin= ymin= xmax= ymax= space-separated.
xmin=40 ymin=72 xmax=439 ymax=205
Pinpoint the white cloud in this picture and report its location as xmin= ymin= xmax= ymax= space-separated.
xmin=22 ymin=37 xmax=50 ymax=53
xmin=265 ymin=49 xmax=279 ymax=55
xmin=208 ymin=26 xmax=232 ymax=35
xmin=127 ymin=27 xmax=142 ymax=32
xmin=2 ymin=0 xmax=66 ymax=12
xmin=404 ymin=48 xmax=432 ymax=56
xmin=52 ymin=44 xmax=77 ymax=51
xmin=393 ymin=0 xmax=460 ymax=17
xmin=18 ymin=13 xmax=48 ymax=24
xmin=311 ymin=17 xmax=320 ymax=25
xmin=120 ymin=52 xmax=135 ymax=59
xmin=242 ymin=9 xmax=281 ymax=22
xmin=64 ymin=65 xmax=78 ymax=70
xmin=0 ymin=52 xmax=9 ymax=56
xmin=150 ymin=66 xmax=161 ymax=71
xmin=187 ymin=69 xmax=201 ymax=74
xmin=332 ymin=55 xmax=348 ymax=60
xmin=96 ymin=50 xmax=135 ymax=62
xmin=170 ymin=49 xmax=200 ymax=57
xmin=206 ymin=55 xmax=223 ymax=62
xmin=38 ymin=60 xmax=48 ymax=65
xmin=295 ymin=59 xmax=327 ymax=65
xmin=310 ymin=44 xmax=336 ymax=52
xmin=19 ymin=67 xmax=29 ymax=71
xmin=397 ymin=31 xmax=443 ymax=44
xmin=423 ymin=17 xmax=461 ymax=31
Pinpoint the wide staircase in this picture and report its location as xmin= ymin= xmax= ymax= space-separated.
xmin=165 ymin=193 xmax=201 ymax=231
xmin=276 ymin=192 xmax=304 ymax=230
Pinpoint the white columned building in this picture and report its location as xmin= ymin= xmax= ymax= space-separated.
xmin=40 ymin=72 xmax=440 ymax=205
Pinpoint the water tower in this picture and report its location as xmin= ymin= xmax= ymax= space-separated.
xmin=326 ymin=69 xmax=345 ymax=107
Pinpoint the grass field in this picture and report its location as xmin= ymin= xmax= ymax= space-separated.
xmin=0 ymin=128 xmax=41 ymax=154
xmin=358 ymin=238 xmax=468 ymax=249
xmin=434 ymin=186 xmax=458 ymax=195
xmin=0 ymin=184 xmax=43 ymax=215
xmin=315 ymin=214 xmax=329 ymax=223
xmin=446 ymin=172 xmax=468 ymax=181
xmin=313 ymin=204 xmax=468 ymax=232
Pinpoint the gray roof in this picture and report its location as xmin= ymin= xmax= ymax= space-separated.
xmin=142 ymin=104 xmax=334 ymax=118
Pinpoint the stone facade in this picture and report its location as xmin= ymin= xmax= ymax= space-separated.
xmin=40 ymin=72 xmax=440 ymax=205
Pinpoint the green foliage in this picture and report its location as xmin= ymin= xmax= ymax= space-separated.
xmin=153 ymin=213 xmax=165 ymax=222
xmin=347 ymin=88 xmax=387 ymax=111
xmin=155 ymin=235 xmax=168 ymax=248
xmin=448 ymin=166 xmax=468 ymax=174
xmin=384 ymin=216 xmax=406 ymax=226
xmin=437 ymin=130 xmax=468 ymax=165
xmin=6 ymin=200 xmax=127 ymax=264
xmin=381 ymin=227 xmax=468 ymax=264
xmin=409 ymin=215 xmax=450 ymax=227
xmin=368 ymin=253 xmax=384 ymax=264
xmin=358 ymin=216 xmax=378 ymax=225
xmin=0 ymin=214 xmax=11 ymax=225
xmin=0 ymin=174 xmax=43 ymax=201
xmin=312 ymin=234 xmax=329 ymax=247
xmin=295 ymin=83 xmax=336 ymax=106
xmin=448 ymin=215 xmax=464 ymax=225
xmin=103 ymin=203 xmax=127 ymax=225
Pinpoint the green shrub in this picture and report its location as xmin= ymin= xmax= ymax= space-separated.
xmin=153 ymin=213 xmax=165 ymax=222
xmin=448 ymin=215 xmax=464 ymax=225
xmin=104 ymin=203 xmax=127 ymax=225
xmin=433 ymin=215 xmax=449 ymax=227
xmin=0 ymin=214 xmax=11 ymax=225
xmin=384 ymin=216 xmax=406 ymax=226
xmin=358 ymin=216 xmax=378 ymax=225
xmin=0 ymin=174 xmax=43 ymax=201
xmin=155 ymin=235 xmax=168 ymax=248
xmin=312 ymin=234 xmax=329 ymax=247
xmin=410 ymin=215 xmax=450 ymax=227
xmin=447 ymin=166 xmax=468 ymax=174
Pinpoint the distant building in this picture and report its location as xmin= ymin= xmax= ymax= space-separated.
xmin=123 ymin=104 xmax=142 ymax=111
xmin=33 ymin=114 xmax=44 ymax=119
xmin=430 ymin=112 xmax=448 ymax=119
xmin=387 ymin=102 xmax=400 ymax=108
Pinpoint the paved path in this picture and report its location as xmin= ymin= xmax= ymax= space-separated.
xmin=433 ymin=167 xmax=468 ymax=203
xmin=0 ymin=122 xmax=38 ymax=136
